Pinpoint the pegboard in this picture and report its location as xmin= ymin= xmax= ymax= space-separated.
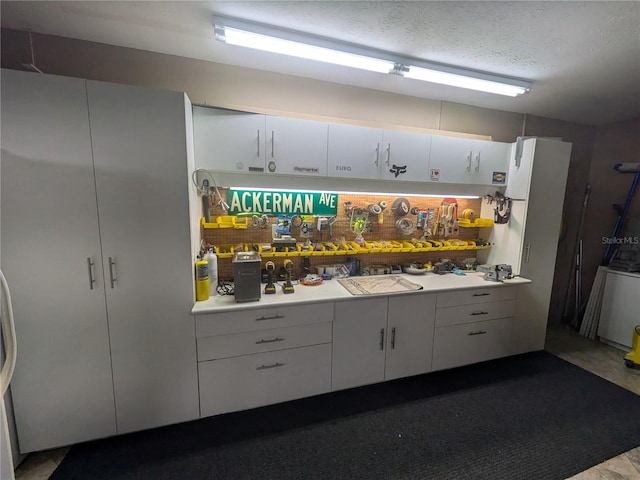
xmin=202 ymin=188 xmax=486 ymax=279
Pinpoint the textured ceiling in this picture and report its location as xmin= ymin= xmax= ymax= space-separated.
xmin=2 ymin=1 xmax=639 ymax=126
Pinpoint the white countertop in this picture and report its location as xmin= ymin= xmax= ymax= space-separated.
xmin=192 ymin=272 xmax=531 ymax=314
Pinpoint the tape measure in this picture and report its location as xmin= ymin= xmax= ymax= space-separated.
xmin=462 ymin=208 xmax=476 ymax=220
xmin=392 ymin=197 xmax=410 ymax=216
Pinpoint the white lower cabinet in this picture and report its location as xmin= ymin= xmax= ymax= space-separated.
xmin=331 ymin=294 xmax=436 ymax=391
xmin=196 ymin=304 xmax=334 ymax=417
xmin=199 ymin=344 xmax=332 ymax=417
xmin=432 ymin=317 xmax=513 ymax=371
xmin=432 ymin=286 xmax=516 ymax=371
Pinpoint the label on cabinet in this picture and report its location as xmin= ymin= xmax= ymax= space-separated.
xmin=430 ymin=169 xmax=441 ymax=181
xmin=492 ymin=171 xmax=507 ymax=184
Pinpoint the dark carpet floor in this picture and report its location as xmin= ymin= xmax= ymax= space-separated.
xmin=50 ymin=351 xmax=640 ymax=480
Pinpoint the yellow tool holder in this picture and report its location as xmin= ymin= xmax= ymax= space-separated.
xmin=457 ymin=218 xmax=495 ymax=228
xmin=201 ymin=217 xmax=492 ymax=258
xmin=209 ymin=239 xmax=490 ymax=259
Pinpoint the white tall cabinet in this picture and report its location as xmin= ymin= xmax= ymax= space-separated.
xmin=1 ymin=70 xmax=118 ymax=453
xmin=479 ymin=138 xmax=572 ymax=353
xmin=86 ymin=80 xmax=199 ymax=434
xmin=0 ymin=70 xmax=199 ymax=451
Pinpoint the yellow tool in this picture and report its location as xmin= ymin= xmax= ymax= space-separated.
xmin=194 ymin=257 xmax=209 ymax=301
xmin=264 ymin=261 xmax=276 ymax=295
xmin=282 ymin=259 xmax=295 ymax=294
xmin=624 ymin=326 xmax=640 ymax=369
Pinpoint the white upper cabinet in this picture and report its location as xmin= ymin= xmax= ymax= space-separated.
xmin=379 ymin=129 xmax=432 ymax=182
xmin=429 ymin=136 xmax=510 ymax=186
xmin=327 ymin=124 xmax=431 ymax=182
xmin=264 ymin=116 xmax=328 ymax=176
xmin=193 ymin=107 xmax=266 ymax=173
xmin=327 ymin=123 xmax=384 ymax=180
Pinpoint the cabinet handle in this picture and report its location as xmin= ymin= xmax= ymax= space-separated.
xmin=391 ymin=327 xmax=396 ymax=349
xmin=470 ymin=311 xmax=489 ymax=316
xmin=380 ymin=328 xmax=385 ymax=350
xmin=475 ymin=152 xmax=481 ymax=172
xmin=256 ymin=362 xmax=285 ymax=370
xmin=525 ymin=243 xmax=531 ymax=263
xmin=271 ymin=131 xmax=274 ymax=157
xmin=468 ymin=330 xmax=487 ymax=336
xmin=87 ymin=257 xmax=96 ymax=290
xmin=472 ymin=292 xmax=491 ymax=297
xmin=256 ymin=337 xmax=285 ymax=344
xmin=375 ymin=143 xmax=380 ymax=166
xmin=466 ymin=151 xmax=473 ymax=171
xmin=255 ymin=314 xmax=285 ymax=321
xmin=257 ymin=129 xmax=260 ymax=157
xmin=108 ymin=257 xmax=116 ymax=289
xmin=386 ymin=143 xmax=391 ymax=166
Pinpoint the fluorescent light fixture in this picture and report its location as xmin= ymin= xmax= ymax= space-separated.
xmin=213 ymin=16 xmax=532 ymax=97
xmin=218 ymin=26 xmax=396 ymax=74
xmin=403 ymin=65 xmax=530 ymax=97
xmin=230 ymin=187 xmax=479 ymax=199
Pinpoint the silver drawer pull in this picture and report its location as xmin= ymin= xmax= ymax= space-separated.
xmin=108 ymin=257 xmax=116 ymax=289
xmin=256 ymin=362 xmax=285 ymax=370
xmin=472 ymin=293 xmax=490 ymax=297
xmin=470 ymin=311 xmax=489 ymax=316
xmin=87 ymin=257 xmax=96 ymax=290
xmin=256 ymin=337 xmax=285 ymax=344
xmin=256 ymin=314 xmax=285 ymax=321
xmin=468 ymin=330 xmax=487 ymax=336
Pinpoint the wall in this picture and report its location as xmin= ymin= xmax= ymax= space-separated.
xmin=1 ymin=28 xmax=600 ymax=326
xmin=582 ymin=118 xmax=640 ymax=301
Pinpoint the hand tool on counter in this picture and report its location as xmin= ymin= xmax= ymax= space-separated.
xmin=282 ymin=259 xmax=295 ymax=294
xmin=264 ymin=261 xmax=276 ymax=294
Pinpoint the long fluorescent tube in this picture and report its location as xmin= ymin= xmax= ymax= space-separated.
xmin=213 ymin=16 xmax=531 ymax=97
xmin=404 ymin=65 xmax=530 ymax=97
xmin=216 ymin=25 xmax=396 ymax=74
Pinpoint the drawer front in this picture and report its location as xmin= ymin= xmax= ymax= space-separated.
xmin=195 ymin=303 xmax=334 ymax=337
xmin=197 ymin=322 xmax=332 ymax=361
xmin=432 ymin=317 xmax=513 ymax=371
xmin=435 ymin=299 xmax=516 ymax=327
xmin=199 ymin=343 xmax=332 ymax=417
xmin=436 ymin=286 xmax=517 ymax=308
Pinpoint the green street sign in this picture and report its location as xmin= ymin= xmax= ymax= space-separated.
xmin=227 ymin=189 xmax=338 ymax=216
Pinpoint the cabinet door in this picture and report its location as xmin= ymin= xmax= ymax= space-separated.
xmin=513 ymin=139 xmax=571 ymax=353
xmin=428 ymin=135 xmax=475 ymax=184
xmin=385 ymin=294 xmax=436 ymax=380
xmin=1 ymin=70 xmax=116 ymax=452
xmin=87 ymin=81 xmax=199 ymax=434
xmin=332 ymin=298 xmax=388 ymax=391
xmin=473 ymin=139 xmax=510 ymax=186
xmin=327 ymin=123 xmax=384 ymax=179
xmin=265 ymin=116 xmax=328 ymax=176
xmin=193 ymin=106 xmax=266 ymax=173
xmin=379 ymin=130 xmax=432 ymax=182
